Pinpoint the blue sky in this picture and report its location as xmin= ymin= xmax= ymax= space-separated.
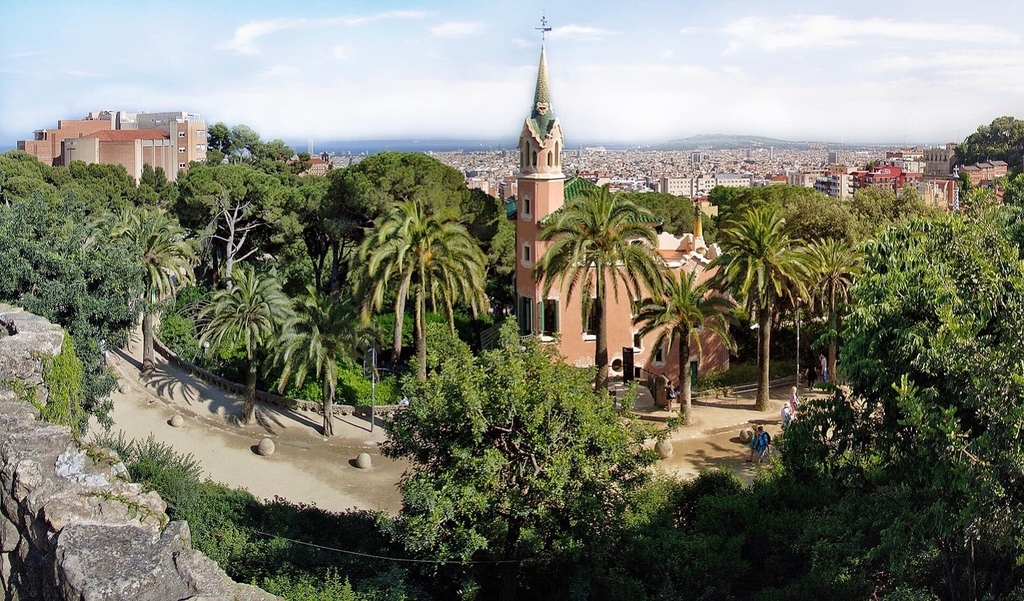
xmin=2 ymin=0 xmax=1023 ymax=146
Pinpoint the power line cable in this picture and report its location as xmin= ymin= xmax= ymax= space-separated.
xmin=239 ymin=526 xmax=522 ymax=565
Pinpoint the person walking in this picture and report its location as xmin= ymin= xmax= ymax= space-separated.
xmin=819 ymin=352 xmax=828 ymax=383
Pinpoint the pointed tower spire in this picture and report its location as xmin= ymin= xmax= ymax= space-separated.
xmin=533 ymin=45 xmax=551 ymax=114
xmin=529 ymin=45 xmax=556 ymax=140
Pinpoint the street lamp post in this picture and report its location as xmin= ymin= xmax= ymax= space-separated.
xmin=795 ymin=299 xmax=801 ymax=393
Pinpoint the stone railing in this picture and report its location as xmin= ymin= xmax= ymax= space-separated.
xmin=0 ymin=306 xmax=277 ymax=600
xmin=152 ymin=337 xmax=402 ymax=418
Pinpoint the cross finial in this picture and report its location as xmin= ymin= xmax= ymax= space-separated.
xmin=536 ymin=14 xmax=552 ymax=41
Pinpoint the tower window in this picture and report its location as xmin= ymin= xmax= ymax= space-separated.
xmin=531 ymin=150 xmax=537 ymax=168
xmin=522 ymin=197 xmax=531 ymax=218
xmin=546 ymin=151 xmax=552 ymax=167
xmin=541 ymin=299 xmax=559 ymax=336
xmin=518 ymin=296 xmax=534 ymax=336
xmin=522 ymin=242 xmax=532 ymax=265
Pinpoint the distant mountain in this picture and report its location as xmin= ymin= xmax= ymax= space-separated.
xmin=292 ymin=139 xmax=516 ymax=155
xmin=654 ymin=134 xmax=821 ymax=151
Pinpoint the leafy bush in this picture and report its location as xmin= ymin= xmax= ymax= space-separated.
xmin=158 ymin=312 xmax=200 ymax=361
xmin=39 ymin=334 xmax=87 ymax=435
xmin=695 ymin=359 xmax=797 ymax=391
xmin=337 ymin=360 xmax=371 ymax=405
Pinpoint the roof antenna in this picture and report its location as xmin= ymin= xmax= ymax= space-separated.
xmin=536 ymin=14 xmax=552 ymax=41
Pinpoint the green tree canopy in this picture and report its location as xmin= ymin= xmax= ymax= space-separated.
xmin=789 ymin=215 xmax=1024 ymax=597
xmin=381 ymin=322 xmax=656 ymax=598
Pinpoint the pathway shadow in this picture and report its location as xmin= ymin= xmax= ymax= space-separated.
xmin=142 ymin=370 xmax=202 ymax=406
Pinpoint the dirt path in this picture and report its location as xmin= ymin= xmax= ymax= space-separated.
xmin=90 ymin=337 xmax=406 ymax=514
xmin=92 ymin=332 xmax=813 ymax=512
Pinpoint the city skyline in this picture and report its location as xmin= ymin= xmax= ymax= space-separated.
xmin=2 ymin=0 xmax=1023 ymax=148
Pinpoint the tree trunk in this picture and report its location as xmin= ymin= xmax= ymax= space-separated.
xmin=224 ymin=255 xmax=235 ymax=291
xmin=415 ymin=285 xmax=427 ymax=380
xmin=391 ymin=278 xmax=409 ymax=370
xmin=323 ymin=374 xmax=335 ymax=437
xmin=755 ymin=306 xmax=772 ymax=411
xmin=142 ymin=311 xmax=156 ymax=373
xmin=594 ymin=296 xmax=608 ymax=390
xmin=328 ymin=240 xmax=341 ymax=300
xmin=499 ymin=518 xmax=523 ymax=601
xmin=243 ymin=360 xmax=257 ymax=425
xmin=828 ymin=286 xmax=838 ymax=382
xmin=680 ymin=328 xmax=692 ymax=424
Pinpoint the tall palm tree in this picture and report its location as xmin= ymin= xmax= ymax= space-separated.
xmin=711 ymin=205 xmax=811 ymax=410
xmin=110 ymin=207 xmax=196 ymax=373
xmin=199 ymin=265 xmax=292 ymax=425
xmin=807 ymin=238 xmax=863 ymax=382
xmin=634 ymin=268 xmax=734 ymax=423
xmin=534 ymin=184 xmax=664 ymax=389
xmin=359 ymin=200 xmax=488 ymax=379
xmin=275 ymin=287 xmax=371 ymax=437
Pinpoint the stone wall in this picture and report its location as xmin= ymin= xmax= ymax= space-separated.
xmin=0 ymin=306 xmax=277 ymax=601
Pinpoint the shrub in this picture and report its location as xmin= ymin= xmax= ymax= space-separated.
xmin=39 ymin=334 xmax=87 ymax=435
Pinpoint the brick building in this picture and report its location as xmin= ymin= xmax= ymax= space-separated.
xmin=16 ymin=110 xmax=207 ymax=181
xmin=514 ymin=44 xmax=729 ymax=391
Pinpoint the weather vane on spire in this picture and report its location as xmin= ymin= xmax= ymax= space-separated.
xmin=536 ymin=14 xmax=551 ymax=41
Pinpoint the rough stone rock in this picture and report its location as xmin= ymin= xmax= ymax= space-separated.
xmin=119 ymin=383 xmax=130 ymax=394
xmin=739 ymin=428 xmax=754 ymax=443
xmin=257 ymin=438 xmax=275 ymax=456
xmin=0 ymin=307 xmax=282 ymax=600
xmin=170 ymin=414 xmax=184 ymax=428
xmin=655 ymin=439 xmax=674 ymax=459
xmin=355 ymin=452 xmax=372 ymax=469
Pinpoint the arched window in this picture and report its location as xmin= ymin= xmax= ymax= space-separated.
xmin=554 ymin=141 xmax=560 ymax=166
xmin=546 ymin=150 xmax=552 ymax=167
xmin=531 ymin=150 xmax=537 ymax=168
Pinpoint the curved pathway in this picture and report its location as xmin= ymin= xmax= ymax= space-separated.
xmin=91 ymin=331 xmax=806 ymax=512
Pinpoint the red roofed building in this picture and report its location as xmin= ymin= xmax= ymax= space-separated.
xmin=852 ymin=165 xmax=921 ymax=193
xmin=62 ymin=129 xmax=176 ymax=182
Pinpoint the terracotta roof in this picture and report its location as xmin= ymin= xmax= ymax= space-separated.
xmin=81 ymin=129 xmax=169 ymax=142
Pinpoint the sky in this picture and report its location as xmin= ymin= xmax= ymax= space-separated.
xmin=2 ymin=0 xmax=1024 ymax=147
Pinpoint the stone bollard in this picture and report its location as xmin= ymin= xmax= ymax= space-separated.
xmin=170 ymin=414 xmax=184 ymax=427
xmin=739 ymin=427 xmax=753 ymax=443
xmin=355 ymin=452 xmax=372 ymax=469
xmin=655 ymin=439 xmax=673 ymax=459
xmin=119 ymin=383 xmax=130 ymax=394
xmin=257 ymin=437 xmax=275 ymax=456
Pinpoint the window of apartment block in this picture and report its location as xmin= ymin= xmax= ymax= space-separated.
xmin=178 ymin=131 xmax=186 ymax=138
xmin=178 ymin=162 xmax=186 ymax=169
xmin=518 ymin=296 xmax=533 ymax=336
xmin=653 ymin=345 xmax=665 ymax=365
xmin=197 ymin=130 xmax=206 ymax=138
xmin=632 ymin=332 xmax=642 ymax=349
xmin=179 ymin=147 xmax=186 ymax=153
xmin=195 ymin=144 xmax=205 ymax=153
xmin=540 ymin=299 xmax=559 ymax=337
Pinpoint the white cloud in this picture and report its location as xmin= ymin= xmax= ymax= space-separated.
xmin=721 ymin=15 xmax=1019 ymax=54
xmin=219 ymin=11 xmax=427 ymax=55
xmin=430 ymin=21 xmax=485 ymax=37
xmin=258 ymin=65 xmax=299 ymax=78
xmin=548 ymin=24 xmax=616 ymax=42
xmin=331 ymin=45 xmax=350 ymax=60
xmin=511 ymin=38 xmax=532 ymax=48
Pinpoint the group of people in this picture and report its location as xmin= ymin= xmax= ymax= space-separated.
xmin=748 ymin=386 xmax=803 ymax=465
xmin=806 ymin=353 xmax=829 ymax=388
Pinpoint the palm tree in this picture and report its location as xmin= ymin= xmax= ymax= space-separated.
xmin=275 ymin=287 xmax=371 ymax=437
xmin=711 ymin=205 xmax=811 ymax=411
xmin=359 ymin=200 xmax=488 ymax=379
xmin=807 ymin=238 xmax=863 ymax=382
xmin=110 ymin=207 xmax=196 ymax=373
xmin=634 ymin=269 xmax=734 ymax=423
xmin=534 ymin=184 xmax=664 ymax=388
xmin=199 ymin=265 xmax=293 ymax=425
